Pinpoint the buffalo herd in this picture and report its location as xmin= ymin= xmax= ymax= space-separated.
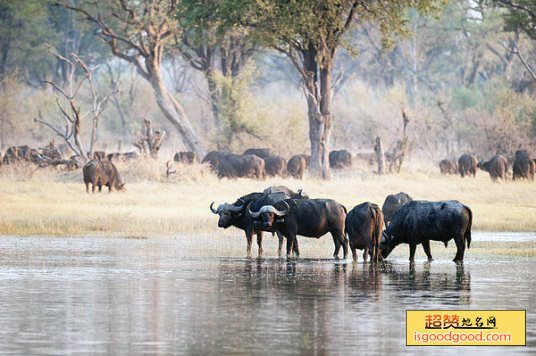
xmin=211 ymin=185 xmax=473 ymax=263
xmin=440 ymin=150 xmax=535 ymax=181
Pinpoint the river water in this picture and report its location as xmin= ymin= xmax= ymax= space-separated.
xmin=0 ymin=236 xmax=533 ymax=355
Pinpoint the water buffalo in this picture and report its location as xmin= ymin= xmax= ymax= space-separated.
xmin=248 ymin=199 xmax=348 ymax=258
xmin=263 ymin=185 xmax=309 ymax=199
xmin=329 ymin=150 xmax=352 ymax=169
xmin=382 ymin=192 xmax=413 ymax=226
xmin=174 ymin=151 xmax=196 ymax=164
xmin=264 ymin=155 xmax=287 ymax=176
xmin=210 ymin=192 xmax=296 ymax=256
xmin=287 ymin=155 xmax=307 ymax=179
xmin=513 ymin=150 xmax=535 ymax=181
xmin=458 ymin=153 xmax=477 ymax=177
xmin=439 ymin=159 xmax=457 ymax=175
xmin=243 ymin=148 xmax=274 ymax=159
xmin=380 ymin=200 xmax=472 ymax=262
xmin=107 ymin=151 xmax=140 ymax=162
xmin=215 ymin=154 xmax=265 ymax=179
xmin=345 ymin=202 xmax=384 ymax=262
xmin=83 ymin=159 xmax=125 ymax=193
xmin=477 ymin=155 xmax=507 ymax=182
xmin=202 ymin=151 xmax=230 ymax=170
xmin=2 ymin=145 xmax=43 ymax=165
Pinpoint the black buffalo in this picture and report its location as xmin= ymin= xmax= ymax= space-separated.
xmin=248 ymin=199 xmax=348 ymax=258
xmin=329 ymin=150 xmax=352 ymax=169
xmin=173 ymin=151 xmax=196 ymax=164
xmin=345 ymin=202 xmax=384 ymax=262
xmin=264 ymin=155 xmax=287 ymax=176
xmin=205 ymin=153 xmax=265 ymax=179
xmin=513 ymin=150 xmax=535 ymax=181
xmin=477 ymin=155 xmax=507 ymax=182
xmin=458 ymin=153 xmax=477 ymax=178
xmin=287 ymin=154 xmax=307 ymax=179
xmin=243 ymin=148 xmax=274 ymax=159
xmin=210 ymin=192 xmax=297 ymax=255
xmin=381 ymin=200 xmax=472 ymax=262
xmin=263 ymin=185 xmax=309 ymax=199
xmin=381 ymin=192 xmax=412 ymax=225
xmin=439 ymin=159 xmax=457 ymax=175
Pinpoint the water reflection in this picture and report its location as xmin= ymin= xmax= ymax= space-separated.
xmin=0 ymin=237 xmax=532 ymax=355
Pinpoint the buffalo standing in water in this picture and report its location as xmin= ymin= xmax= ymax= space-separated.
xmin=458 ymin=153 xmax=478 ymax=178
xmin=345 ymin=202 xmax=384 ymax=262
xmin=83 ymin=159 xmax=125 ymax=193
xmin=381 ymin=200 xmax=472 ymax=263
xmin=210 ymin=190 xmax=301 ymax=256
xmin=477 ymin=155 xmax=508 ymax=182
xmin=248 ymin=199 xmax=348 ymax=259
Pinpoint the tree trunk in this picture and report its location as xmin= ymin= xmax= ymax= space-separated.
xmin=148 ymin=63 xmax=206 ymax=159
xmin=303 ymin=45 xmax=331 ymax=179
xmin=374 ymin=137 xmax=385 ymax=175
xmin=405 ymin=10 xmax=418 ymax=108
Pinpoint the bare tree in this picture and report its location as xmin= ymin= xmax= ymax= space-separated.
xmin=134 ymin=118 xmax=166 ymax=158
xmin=65 ymin=0 xmax=206 ymax=158
xmin=35 ymin=48 xmax=115 ymax=163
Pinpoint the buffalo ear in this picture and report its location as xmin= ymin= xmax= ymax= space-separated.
xmin=276 ymin=218 xmax=284 ymax=223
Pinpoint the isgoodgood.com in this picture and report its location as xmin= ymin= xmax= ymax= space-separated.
xmin=413 ymin=330 xmax=512 ymax=344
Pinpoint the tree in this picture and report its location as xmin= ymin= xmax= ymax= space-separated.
xmin=239 ymin=0 xmax=443 ymax=178
xmin=495 ymin=0 xmax=536 ymax=81
xmin=175 ymin=0 xmax=258 ymax=149
xmin=65 ymin=0 xmax=206 ymax=158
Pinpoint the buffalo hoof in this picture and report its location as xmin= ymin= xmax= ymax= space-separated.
xmin=428 ymin=258 xmax=434 ymax=262
xmin=453 ymin=258 xmax=464 ymax=264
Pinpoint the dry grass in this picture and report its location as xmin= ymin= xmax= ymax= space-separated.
xmin=1 ymin=160 xmax=536 ymax=237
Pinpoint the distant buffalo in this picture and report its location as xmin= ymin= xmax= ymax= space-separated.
xmin=83 ymin=159 xmax=125 ymax=193
xmin=264 ymin=155 xmax=287 ymax=176
xmin=345 ymin=202 xmax=384 ymax=262
xmin=458 ymin=153 xmax=477 ymax=177
xmin=2 ymin=145 xmax=42 ymax=165
xmin=202 ymin=150 xmax=230 ymax=169
xmin=477 ymin=155 xmax=507 ymax=182
xmin=287 ymin=154 xmax=307 ymax=179
xmin=263 ymin=185 xmax=309 ymax=199
xmin=107 ymin=151 xmax=140 ymax=162
xmin=439 ymin=159 xmax=457 ymax=175
xmin=329 ymin=150 xmax=352 ymax=169
xmin=382 ymin=192 xmax=413 ymax=226
xmin=513 ymin=150 xmax=535 ymax=181
xmin=243 ymin=148 xmax=274 ymax=159
xmin=381 ymin=200 xmax=472 ymax=262
xmin=174 ymin=151 xmax=196 ymax=164
xmin=215 ymin=154 xmax=265 ymax=179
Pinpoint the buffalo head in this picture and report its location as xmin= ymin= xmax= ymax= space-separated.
xmin=248 ymin=201 xmax=289 ymax=229
xmin=210 ymin=200 xmax=245 ymax=228
xmin=380 ymin=230 xmax=393 ymax=259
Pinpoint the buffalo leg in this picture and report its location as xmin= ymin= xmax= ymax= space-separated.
xmin=245 ymin=231 xmax=253 ymax=257
xmin=409 ymin=242 xmax=417 ymax=262
xmin=91 ymin=182 xmax=96 ymax=193
xmin=256 ymin=232 xmax=263 ymax=256
xmin=85 ymin=182 xmax=89 ymax=193
xmin=276 ymin=231 xmax=284 ymax=256
xmin=363 ymin=247 xmax=368 ymax=262
xmin=422 ymin=240 xmax=433 ymax=261
xmin=453 ymin=235 xmax=465 ymax=262
xmin=331 ymin=230 xmax=348 ymax=259
xmin=292 ymin=237 xmax=300 ymax=257
xmin=286 ymin=234 xmax=296 ymax=257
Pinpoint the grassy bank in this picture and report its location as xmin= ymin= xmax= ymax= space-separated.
xmin=1 ymin=163 xmax=536 ymax=236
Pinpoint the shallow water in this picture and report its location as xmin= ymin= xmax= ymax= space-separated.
xmin=0 ymin=236 xmax=534 ymax=355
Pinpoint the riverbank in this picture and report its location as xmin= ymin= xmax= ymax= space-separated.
xmin=1 ymin=168 xmax=535 ymax=236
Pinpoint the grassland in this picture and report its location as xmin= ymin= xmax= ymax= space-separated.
xmin=1 ymin=159 xmax=536 ymax=238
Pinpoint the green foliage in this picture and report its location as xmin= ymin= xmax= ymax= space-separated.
xmin=494 ymin=0 xmax=536 ymax=39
